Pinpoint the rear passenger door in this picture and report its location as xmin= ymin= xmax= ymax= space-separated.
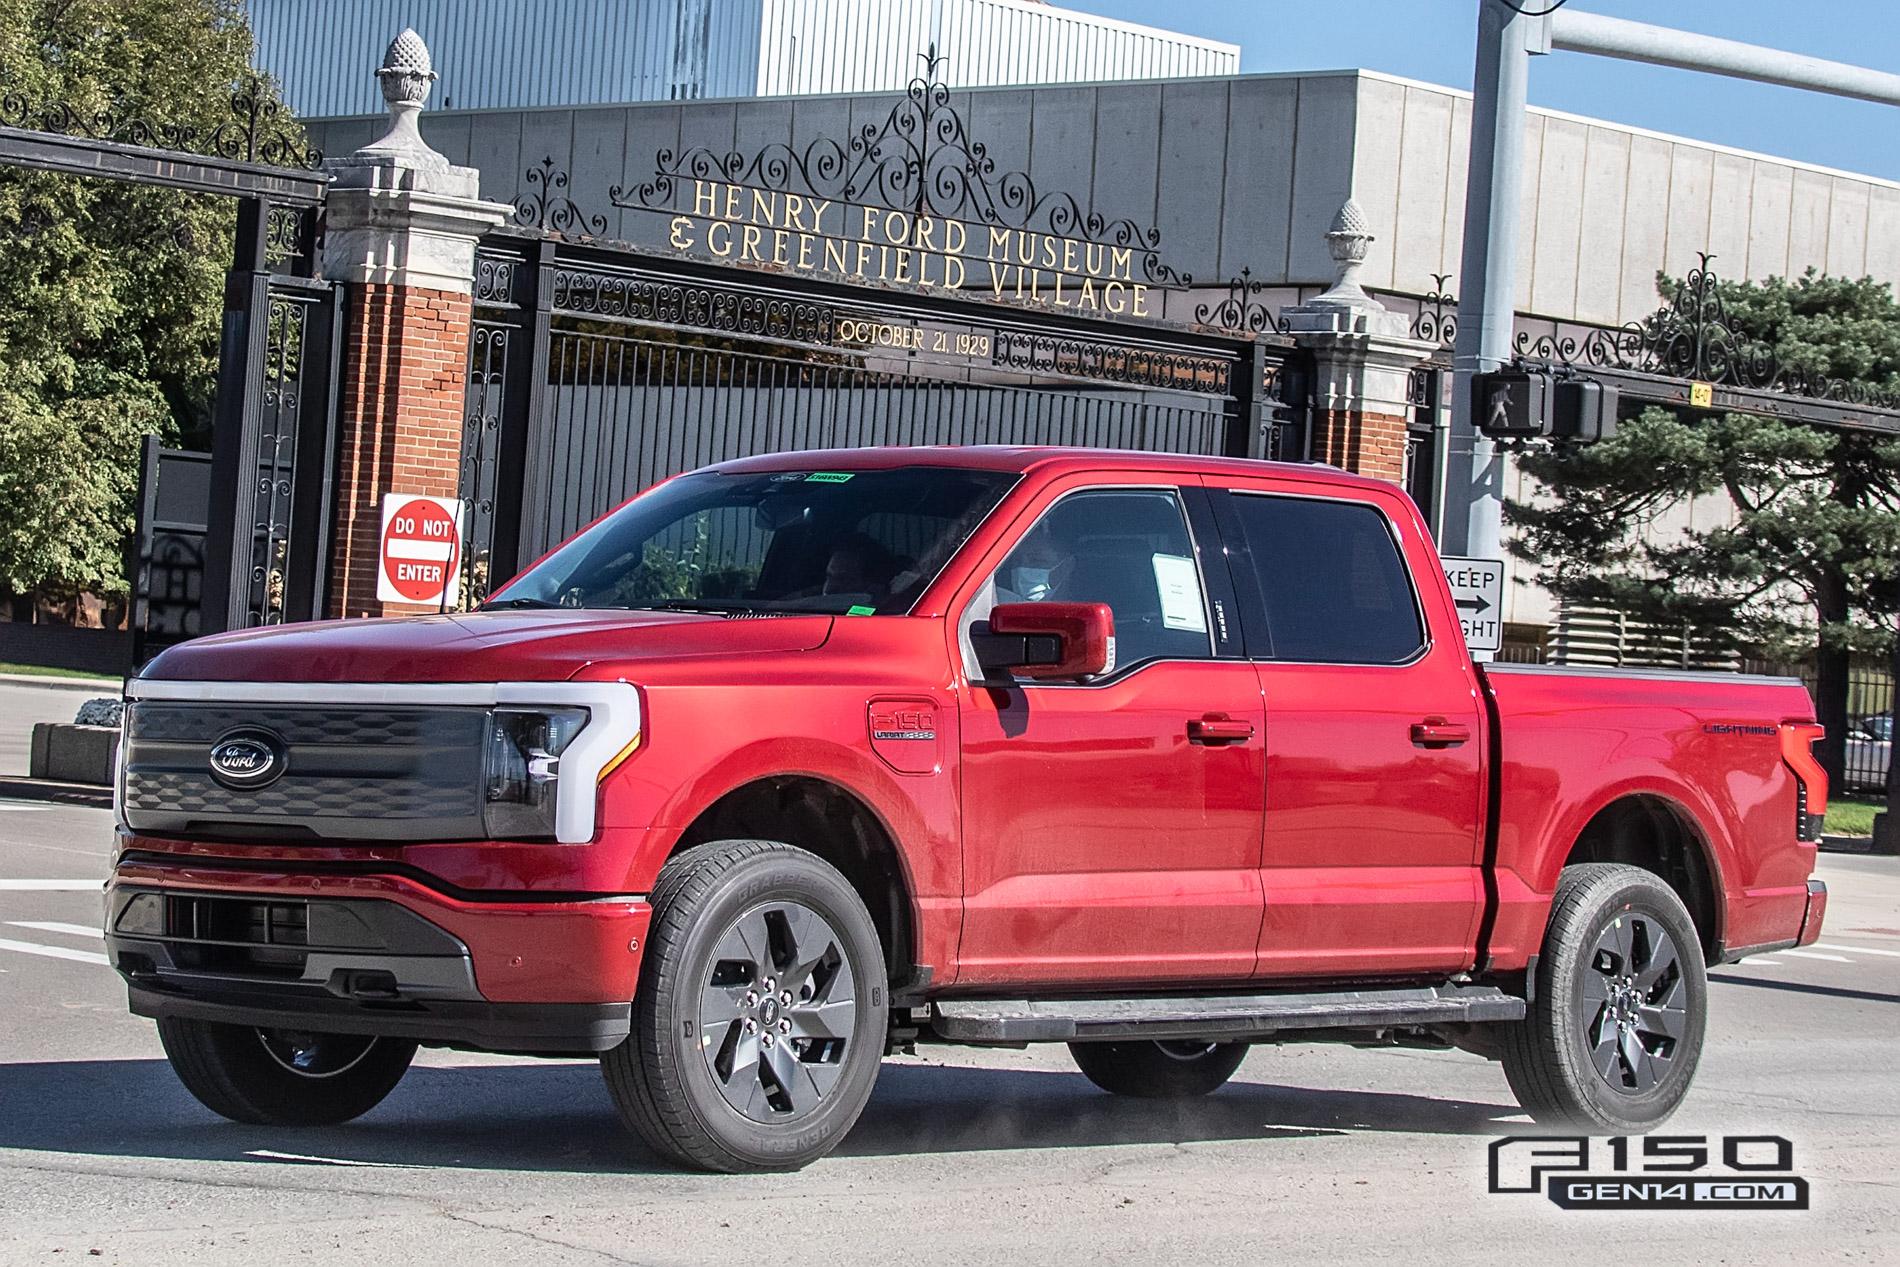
xmin=1206 ymin=476 xmax=1488 ymax=978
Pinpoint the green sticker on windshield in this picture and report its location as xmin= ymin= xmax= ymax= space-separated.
xmin=846 ymin=604 xmax=876 ymax=616
xmin=805 ymin=471 xmax=855 ymax=483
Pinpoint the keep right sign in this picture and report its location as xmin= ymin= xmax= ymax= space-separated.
xmin=1441 ymin=555 xmax=1504 ymax=654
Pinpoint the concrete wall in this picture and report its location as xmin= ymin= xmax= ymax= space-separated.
xmin=310 ymin=68 xmax=1900 ymax=327
xmin=1349 ymin=72 xmax=1900 ymax=322
xmin=304 ymin=70 xmax=1359 ymax=297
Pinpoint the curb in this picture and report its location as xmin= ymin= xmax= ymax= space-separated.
xmin=1820 ymin=833 xmax=1897 ymax=857
xmin=0 ymin=672 xmax=123 ymax=692
xmin=0 ymin=776 xmax=112 ymax=809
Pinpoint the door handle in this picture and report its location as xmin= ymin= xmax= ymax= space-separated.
xmin=1410 ymin=717 xmax=1472 ymax=748
xmin=1187 ymin=715 xmax=1254 ymax=745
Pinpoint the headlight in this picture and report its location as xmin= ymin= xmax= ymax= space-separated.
xmin=483 ymin=707 xmax=589 ymax=839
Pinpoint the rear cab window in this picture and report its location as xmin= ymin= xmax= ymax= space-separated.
xmin=1222 ymin=491 xmax=1425 ymax=664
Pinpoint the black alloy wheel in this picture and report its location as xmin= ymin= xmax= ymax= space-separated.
xmin=698 ymin=899 xmax=860 ymax=1122
xmin=1500 ymin=863 xmax=1708 ymax=1132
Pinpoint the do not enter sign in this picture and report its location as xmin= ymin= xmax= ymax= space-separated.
xmin=377 ymin=494 xmax=465 ymax=606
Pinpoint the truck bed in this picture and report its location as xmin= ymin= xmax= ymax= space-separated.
xmin=1478 ymin=662 xmax=1820 ymax=968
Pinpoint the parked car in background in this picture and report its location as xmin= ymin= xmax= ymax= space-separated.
xmin=1846 ymin=714 xmax=1892 ymax=792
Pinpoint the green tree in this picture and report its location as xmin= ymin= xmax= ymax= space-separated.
xmin=1508 ymin=270 xmax=1900 ymax=782
xmin=0 ymin=0 xmax=293 ymax=604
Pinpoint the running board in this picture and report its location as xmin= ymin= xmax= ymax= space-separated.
xmin=931 ymin=983 xmax=1526 ymax=1044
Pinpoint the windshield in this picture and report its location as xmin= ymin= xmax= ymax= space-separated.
xmin=487 ymin=466 xmax=1017 ymax=616
xmin=1862 ymin=715 xmax=1892 ymax=742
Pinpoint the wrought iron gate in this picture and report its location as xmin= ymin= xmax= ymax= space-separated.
xmin=1 ymin=74 xmax=336 ymax=657
xmin=458 ymin=236 xmax=1295 ymax=602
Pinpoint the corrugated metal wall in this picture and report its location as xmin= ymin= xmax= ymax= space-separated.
xmin=251 ymin=0 xmax=764 ymax=117
xmin=754 ymin=0 xmax=1237 ymax=97
xmin=248 ymin=0 xmax=1236 ymax=119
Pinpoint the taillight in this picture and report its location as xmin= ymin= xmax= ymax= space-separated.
xmin=1779 ymin=722 xmax=1828 ymax=842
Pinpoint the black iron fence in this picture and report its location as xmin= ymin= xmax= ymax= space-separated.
xmin=459 ymin=233 xmax=1295 ymax=605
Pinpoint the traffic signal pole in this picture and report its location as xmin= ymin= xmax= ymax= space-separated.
xmin=1441 ymin=1 xmax=1537 ymax=559
xmin=1441 ymin=1 xmax=1900 ymax=563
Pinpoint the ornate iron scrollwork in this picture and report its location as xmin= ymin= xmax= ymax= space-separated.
xmin=1195 ymin=269 xmax=1276 ymax=334
xmin=0 ymin=71 xmax=319 ymax=170
xmin=613 ymin=69 xmax=1190 ymax=288
xmin=992 ymin=331 xmax=1231 ymax=396
xmin=549 ymin=267 xmax=836 ymax=344
xmin=515 ymin=157 xmax=609 ymax=237
xmin=1514 ymin=253 xmax=1900 ymax=412
xmin=1413 ymin=273 xmax=1457 ymax=347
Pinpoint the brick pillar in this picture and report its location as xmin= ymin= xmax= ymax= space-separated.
xmin=318 ymin=28 xmax=508 ymax=618
xmin=1281 ymin=199 xmax=1433 ymax=486
xmin=327 ymin=285 xmax=476 ymax=617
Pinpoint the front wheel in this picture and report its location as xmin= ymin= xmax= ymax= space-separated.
xmin=1069 ymin=1039 xmax=1249 ymax=1098
xmin=158 ymin=1018 xmax=416 ymax=1125
xmin=1500 ymin=863 xmax=1708 ymax=1132
xmin=602 ymin=840 xmax=889 ymax=1173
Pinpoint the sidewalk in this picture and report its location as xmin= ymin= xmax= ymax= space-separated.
xmin=0 ymin=680 xmax=119 ymax=807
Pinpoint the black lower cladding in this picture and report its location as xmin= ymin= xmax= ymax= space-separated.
xmin=126 ymin=982 xmax=632 ymax=1054
xmin=109 ymin=886 xmax=632 ymax=1052
xmin=119 ymin=701 xmax=489 ymax=841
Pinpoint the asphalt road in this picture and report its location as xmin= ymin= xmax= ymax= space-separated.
xmin=0 ymin=797 xmax=1893 ymax=1265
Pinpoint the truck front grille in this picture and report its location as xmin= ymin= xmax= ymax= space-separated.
xmin=121 ymin=703 xmax=487 ymax=842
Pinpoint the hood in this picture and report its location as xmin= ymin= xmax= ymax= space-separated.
xmin=138 ymin=609 xmax=835 ymax=684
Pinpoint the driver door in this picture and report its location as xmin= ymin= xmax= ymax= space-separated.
xmin=953 ymin=480 xmax=1266 ymax=988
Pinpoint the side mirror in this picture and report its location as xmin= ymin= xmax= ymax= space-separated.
xmin=978 ymin=602 xmax=1114 ymax=680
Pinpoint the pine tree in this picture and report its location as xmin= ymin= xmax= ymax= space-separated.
xmin=1509 ymin=270 xmax=1900 ymax=784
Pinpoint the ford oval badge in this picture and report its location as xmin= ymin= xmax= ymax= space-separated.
xmin=208 ymin=731 xmax=286 ymax=789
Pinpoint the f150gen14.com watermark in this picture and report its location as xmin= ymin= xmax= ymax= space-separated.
xmin=1489 ymin=1135 xmax=1810 ymax=1211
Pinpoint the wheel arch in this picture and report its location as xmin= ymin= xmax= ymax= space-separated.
xmin=1559 ymin=793 xmax=1726 ymax=957
xmin=667 ymin=774 xmax=919 ymax=990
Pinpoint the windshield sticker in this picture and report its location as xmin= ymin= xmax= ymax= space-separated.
xmin=805 ymin=472 xmax=855 ymax=483
xmin=1152 ymin=553 xmax=1209 ymax=633
xmin=846 ymin=604 xmax=876 ymax=616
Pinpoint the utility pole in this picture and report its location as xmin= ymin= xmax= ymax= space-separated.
xmin=1441 ymin=1 xmax=1542 ymax=558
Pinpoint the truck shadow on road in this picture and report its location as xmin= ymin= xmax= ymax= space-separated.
xmin=0 ymin=1057 xmax=1524 ymax=1174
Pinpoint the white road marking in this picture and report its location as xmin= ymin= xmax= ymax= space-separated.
xmin=0 ymin=880 xmax=101 ymax=891
xmin=1732 ymin=957 xmax=1783 ymax=966
xmin=0 ymin=802 xmax=58 ymax=812
xmin=1778 ymin=950 xmax=1852 ymax=963
xmin=0 ymin=936 xmax=109 ymax=966
xmin=1814 ymin=942 xmax=1900 ymax=959
xmin=7 ymin=921 xmax=101 ymax=940
xmin=245 ymin=1150 xmax=433 ymax=1170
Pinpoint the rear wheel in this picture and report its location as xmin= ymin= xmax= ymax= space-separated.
xmin=1069 ymin=1039 xmax=1249 ymax=1098
xmin=602 ymin=840 xmax=888 ymax=1172
xmin=1500 ymin=863 xmax=1707 ymax=1132
xmin=158 ymin=1017 xmax=416 ymax=1125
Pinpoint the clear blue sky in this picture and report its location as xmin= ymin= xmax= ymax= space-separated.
xmin=1063 ymin=0 xmax=1900 ymax=181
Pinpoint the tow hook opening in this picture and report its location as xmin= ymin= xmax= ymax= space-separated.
xmin=325 ymin=969 xmax=402 ymax=1001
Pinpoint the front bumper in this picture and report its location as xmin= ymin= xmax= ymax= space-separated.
xmin=107 ymin=856 xmax=650 ymax=1054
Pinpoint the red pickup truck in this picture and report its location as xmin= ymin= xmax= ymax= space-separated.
xmin=111 ymin=447 xmax=1829 ymax=1172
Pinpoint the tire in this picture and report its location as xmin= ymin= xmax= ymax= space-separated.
xmin=1500 ymin=863 xmax=1708 ymax=1133
xmin=1069 ymin=1040 xmax=1249 ymax=1099
xmin=157 ymin=1017 xmax=416 ymax=1126
xmin=602 ymin=840 xmax=889 ymax=1173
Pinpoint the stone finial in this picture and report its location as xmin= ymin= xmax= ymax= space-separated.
xmin=330 ymin=28 xmax=455 ymax=181
xmin=377 ymin=28 xmax=437 ymax=107
xmin=1317 ymin=197 xmax=1378 ymax=308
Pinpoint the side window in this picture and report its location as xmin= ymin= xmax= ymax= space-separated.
xmin=992 ymin=488 xmax=1213 ymax=669
xmin=1228 ymin=493 xmax=1424 ymax=664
